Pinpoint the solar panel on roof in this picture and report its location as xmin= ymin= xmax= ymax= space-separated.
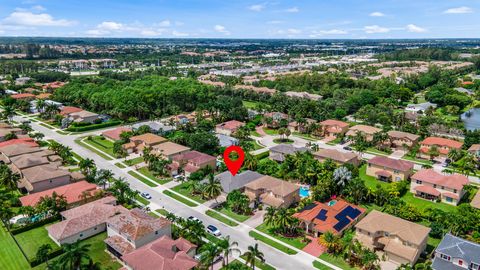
xmin=347 ymin=207 xmax=361 ymax=219
xmin=316 ymin=209 xmax=328 ymax=221
xmin=333 ymin=218 xmax=349 ymax=232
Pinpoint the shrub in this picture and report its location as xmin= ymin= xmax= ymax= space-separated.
xmin=66 ymin=120 xmax=121 ymax=132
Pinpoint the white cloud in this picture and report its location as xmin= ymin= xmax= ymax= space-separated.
xmin=214 ymin=25 xmax=230 ymax=35
xmin=267 ymin=20 xmax=283 ymax=24
xmin=85 ymin=29 xmax=106 ymax=36
xmin=309 ymin=29 xmax=348 ymax=37
xmin=406 ymin=24 xmax=427 ymax=33
xmin=369 ymin=12 xmax=385 ymax=17
xmin=275 ymin=28 xmax=302 ymax=35
xmin=97 ymin=21 xmax=124 ymax=31
xmin=31 ymin=5 xmax=46 ymax=11
xmin=364 ymin=25 xmax=390 ymax=34
xmin=443 ymin=6 xmax=473 ymax=14
xmin=285 ymin=7 xmax=299 ymax=13
xmin=2 ymin=11 xmax=75 ymax=26
xmin=249 ymin=4 xmax=265 ymax=12
xmin=157 ymin=20 xmax=171 ymax=27
xmin=172 ymin=30 xmax=189 ymax=37
xmin=87 ymin=21 xmax=170 ymax=37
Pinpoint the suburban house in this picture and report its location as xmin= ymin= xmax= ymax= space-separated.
xmin=170 ymin=150 xmax=216 ymax=176
xmin=0 ymin=138 xmax=38 ymax=148
xmin=355 ymin=210 xmax=430 ymax=266
xmin=410 ymin=169 xmax=468 ymax=205
xmin=366 ymin=156 xmax=415 ymax=182
xmin=432 ymin=233 xmax=480 ymax=270
xmin=19 ymin=181 xmax=100 ymax=208
xmin=132 ymin=121 xmax=175 ymax=134
xmin=216 ymin=133 xmax=239 ymax=147
xmin=104 ymin=208 xmax=172 ymax=258
xmin=122 ymin=133 xmax=167 ymax=154
xmin=319 ymin=119 xmax=349 ymax=138
xmin=263 ymin=112 xmax=289 ymax=128
xmin=152 ymin=142 xmax=191 ymax=160
xmin=244 ymin=175 xmax=300 ymax=208
xmin=0 ymin=127 xmax=26 ymax=142
xmin=215 ymin=120 xmax=245 ymax=136
xmin=387 ymin=130 xmax=420 ymax=149
xmin=471 ymin=191 xmax=480 ymax=209
xmin=102 ymin=127 xmax=132 ymax=141
xmin=468 ymin=144 xmax=480 ymax=157
xmin=285 ymin=91 xmax=322 ymax=101
xmin=68 ymin=110 xmax=100 ymax=123
xmin=9 ymin=155 xmax=51 ymax=174
xmin=293 ymin=200 xmax=365 ymax=236
xmin=0 ymin=144 xmax=44 ymax=163
xmin=269 ymin=144 xmax=308 ymax=162
xmin=288 ymin=118 xmax=316 ymax=133
xmin=59 ymin=106 xmax=83 ymax=116
xmin=121 ymin=236 xmax=198 ymax=270
xmin=11 ymin=93 xmax=36 ymax=100
xmin=313 ymin=148 xmax=360 ymax=166
xmin=212 ymin=170 xmax=264 ymax=194
xmin=346 ymin=125 xmax=381 ymax=142
xmin=419 ymin=137 xmax=463 ymax=159
xmin=405 ymin=102 xmax=437 ymax=114
xmin=47 ymin=196 xmax=128 ymax=245
xmin=18 ymin=164 xmax=73 ymax=193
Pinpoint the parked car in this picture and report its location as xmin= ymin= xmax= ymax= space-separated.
xmin=207 ymin=225 xmax=221 ymax=236
xmin=140 ymin=192 xmax=152 ymax=199
xmin=173 ymin=175 xmax=184 ymax=181
xmin=188 ymin=216 xmax=201 ymax=223
xmin=343 ymin=146 xmax=352 ymax=151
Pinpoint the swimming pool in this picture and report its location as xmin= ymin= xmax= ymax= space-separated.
xmin=327 ymin=200 xmax=338 ymax=207
xmin=299 ymin=186 xmax=310 ymax=198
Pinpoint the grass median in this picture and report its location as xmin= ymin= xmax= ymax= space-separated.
xmin=248 ymin=231 xmax=297 ymax=255
xmin=205 ymin=210 xmax=238 ymax=227
xmin=128 ymin=171 xmax=158 ymax=187
xmin=163 ymin=190 xmax=198 ymax=207
xmin=75 ymin=138 xmax=114 ymax=160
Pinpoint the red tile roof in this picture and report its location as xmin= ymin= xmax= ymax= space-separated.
xmin=11 ymin=93 xmax=35 ymax=99
xmin=368 ymin=156 xmax=414 ymax=172
xmin=19 ymin=181 xmax=98 ymax=207
xmin=102 ymin=127 xmax=132 ymax=141
xmin=173 ymin=150 xmax=216 ymax=165
xmin=122 ymin=236 xmax=197 ymax=270
xmin=414 ymin=185 xmax=441 ymax=196
xmin=320 ymin=119 xmax=349 ymax=128
xmin=411 ymin=169 xmax=468 ymax=190
xmin=421 ymin=137 xmax=463 ymax=149
xmin=216 ymin=120 xmax=245 ymax=131
xmin=0 ymin=138 xmax=38 ymax=148
xmin=59 ymin=106 xmax=83 ymax=116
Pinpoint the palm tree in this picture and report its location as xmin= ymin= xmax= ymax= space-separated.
xmin=203 ymin=174 xmax=222 ymax=202
xmin=218 ymin=236 xmax=240 ymax=266
xmin=263 ymin=206 xmax=277 ymax=227
xmin=0 ymin=205 xmax=15 ymax=230
xmin=200 ymin=242 xmax=222 ymax=270
xmin=79 ymin=158 xmax=95 ymax=176
xmin=244 ymin=153 xmax=258 ymax=171
xmin=35 ymin=244 xmax=52 ymax=268
xmin=244 ymin=243 xmax=264 ymax=270
xmin=447 ymin=149 xmax=462 ymax=162
xmin=95 ymin=169 xmax=114 ymax=189
xmin=3 ymin=106 xmax=15 ymax=122
xmin=0 ymin=164 xmax=21 ymax=193
xmin=319 ymin=231 xmax=339 ymax=254
xmin=185 ymin=180 xmax=202 ymax=195
xmin=458 ymin=154 xmax=477 ymax=177
xmin=59 ymin=241 xmax=91 ymax=270
xmin=427 ymin=146 xmax=440 ymax=161
xmin=36 ymin=98 xmax=46 ymax=113
xmin=109 ymin=177 xmax=131 ymax=204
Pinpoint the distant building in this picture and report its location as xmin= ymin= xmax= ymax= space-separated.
xmin=216 ymin=134 xmax=239 ymax=147
xmin=244 ymin=175 xmax=300 ymax=208
xmin=151 ymin=142 xmax=191 ymax=160
xmin=432 ymin=233 xmax=480 ymax=270
xmin=405 ymin=102 xmax=437 ymax=114
xmin=211 ymin=170 xmax=264 ymax=194
xmin=410 ymin=169 xmax=468 ymax=205
xmin=419 ymin=137 xmax=463 ymax=159
xmin=102 ymin=127 xmax=132 ymax=141
xmin=467 ymin=144 xmax=480 ymax=157
xmin=346 ymin=125 xmax=381 ymax=142
xmin=319 ymin=119 xmax=349 ymax=138
xmin=215 ymin=120 xmax=245 ymax=136
xmin=313 ymin=148 xmax=360 ymax=166
xmin=269 ymin=144 xmax=308 ymax=162
xmin=123 ymin=133 xmax=167 ymax=154
xmin=170 ymin=150 xmax=216 ymax=177
xmin=387 ymin=130 xmax=420 ymax=150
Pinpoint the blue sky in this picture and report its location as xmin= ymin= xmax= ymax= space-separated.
xmin=0 ymin=0 xmax=479 ymax=38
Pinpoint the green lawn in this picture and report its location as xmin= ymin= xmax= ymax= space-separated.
xmin=359 ymin=164 xmax=390 ymax=190
xmin=75 ymin=138 xmax=113 ymax=160
xmin=243 ymin=100 xmax=269 ymax=109
xmin=86 ymin=136 xmax=116 ymax=157
xmin=14 ymin=223 xmax=60 ymax=260
xmin=155 ymin=209 xmax=170 ymax=217
xmin=365 ymin=147 xmax=390 ymax=156
xmin=125 ymin=156 xmax=144 ymax=166
xmin=217 ymin=206 xmax=251 ymax=222
xmin=248 ymin=231 xmax=297 ymax=255
xmin=402 ymin=155 xmax=434 ymax=166
xmin=256 ymin=223 xmax=308 ymax=250
xmin=172 ymin=182 xmax=206 ymax=203
xmin=137 ymin=167 xmax=171 ymax=185
xmin=114 ymin=162 xmax=127 ymax=168
xmin=39 ymin=123 xmax=54 ymax=130
xmin=71 ymin=151 xmax=84 ymax=162
xmin=127 ymin=171 xmax=158 ymax=187
xmin=240 ymin=254 xmax=276 ymax=270
xmin=273 ymin=138 xmax=294 ymax=144
xmin=148 ymin=212 xmax=159 ymax=218
xmin=163 ymin=190 xmax=198 ymax=207
xmin=250 ymin=130 xmax=262 ymax=137
xmin=292 ymin=132 xmax=318 ymax=141
xmin=262 ymin=127 xmax=278 ymax=135
xmin=401 ymin=192 xmax=456 ymax=212
xmin=205 ymin=210 xmax=238 ymax=226
xmin=135 ymin=194 xmax=151 ymax=205
xmin=0 ymin=225 xmax=31 ymax=270
xmin=316 ymin=254 xmax=358 ymax=270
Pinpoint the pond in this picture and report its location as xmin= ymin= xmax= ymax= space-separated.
xmin=461 ymin=108 xmax=480 ymax=131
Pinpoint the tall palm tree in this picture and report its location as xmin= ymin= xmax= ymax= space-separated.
xmin=218 ymin=236 xmax=240 ymax=266
xmin=263 ymin=206 xmax=277 ymax=227
xmin=244 ymin=153 xmax=258 ymax=171
xmin=95 ymin=169 xmax=114 ymax=189
xmin=35 ymin=244 xmax=52 ymax=268
xmin=0 ymin=164 xmax=21 ymax=193
xmin=79 ymin=158 xmax=96 ymax=176
xmin=319 ymin=231 xmax=339 ymax=254
xmin=244 ymin=243 xmax=265 ymax=270
xmin=59 ymin=241 xmax=91 ymax=270
xmin=199 ymin=242 xmax=222 ymax=270
xmin=203 ymin=174 xmax=222 ymax=202
xmin=447 ymin=149 xmax=462 ymax=162
xmin=459 ymin=154 xmax=477 ymax=177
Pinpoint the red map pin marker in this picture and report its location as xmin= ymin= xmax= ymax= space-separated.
xmin=223 ymin=145 xmax=244 ymax=176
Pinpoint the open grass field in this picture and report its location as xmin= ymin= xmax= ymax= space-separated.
xmin=316 ymin=254 xmax=358 ymax=270
xmin=14 ymin=223 xmax=60 ymax=261
xmin=0 ymin=225 xmax=31 ymax=270
xmin=171 ymin=182 xmax=206 ymax=203
xmin=127 ymin=171 xmax=158 ymax=187
xmin=137 ymin=167 xmax=171 ymax=185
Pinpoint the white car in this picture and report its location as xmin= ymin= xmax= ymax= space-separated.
xmin=207 ymin=225 xmax=221 ymax=236
xmin=140 ymin=192 xmax=152 ymax=199
xmin=188 ymin=216 xmax=202 ymax=223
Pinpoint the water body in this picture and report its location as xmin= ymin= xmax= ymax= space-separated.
xmin=461 ymin=108 xmax=480 ymax=131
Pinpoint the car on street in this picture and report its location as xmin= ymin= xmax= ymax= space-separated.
xmin=188 ymin=216 xmax=201 ymax=223
xmin=140 ymin=192 xmax=152 ymax=199
xmin=207 ymin=225 xmax=221 ymax=236
xmin=343 ymin=146 xmax=352 ymax=151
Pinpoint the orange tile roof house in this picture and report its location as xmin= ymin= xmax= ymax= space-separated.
xmin=11 ymin=93 xmax=36 ymax=100
xmin=410 ymin=169 xmax=468 ymax=205
xmin=346 ymin=125 xmax=381 ymax=142
xmin=215 ymin=120 xmax=245 ymax=136
xmin=468 ymin=144 xmax=480 ymax=157
xmin=0 ymin=138 xmax=38 ymax=148
xmin=19 ymin=181 xmax=99 ymax=208
xmin=366 ymin=156 xmax=414 ymax=182
xmin=104 ymin=208 xmax=172 ymax=257
xmin=170 ymin=150 xmax=216 ymax=176
xmin=59 ymin=106 xmax=83 ymax=116
xmin=0 ymin=127 xmax=26 ymax=142
xmin=47 ymin=196 xmax=128 ymax=245
xmin=387 ymin=130 xmax=420 ymax=150
xmin=121 ymin=236 xmax=197 ymax=270
xmin=313 ymin=148 xmax=360 ymax=166
xmin=319 ymin=119 xmax=349 ymax=138
xmin=122 ymin=133 xmax=167 ymax=154
xmin=263 ymin=112 xmax=289 ymax=128
xmin=102 ymin=127 xmax=132 ymax=141
xmin=68 ymin=110 xmax=100 ymax=124
xmin=244 ymin=175 xmax=300 ymax=208
xmin=419 ymin=137 xmax=463 ymax=158
xmin=355 ymin=210 xmax=430 ymax=266
xmin=293 ymin=199 xmax=365 ymax=236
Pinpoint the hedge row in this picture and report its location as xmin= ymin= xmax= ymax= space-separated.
xmin=66 ymin=120 xmax=121 ymax=132
xmin=29 ymin=248 xmax=64 ymax=267
xmin=11 ymin=216 xmax=60 ymax=235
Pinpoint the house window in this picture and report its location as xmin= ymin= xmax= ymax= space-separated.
xmin=433 ymin=184 xmax=437 ymax=188
xmin=459 ymin=260 xmax=463 ymax=266
xmin=416 ymin=180 xmax=422 ymax=184
xmin=155 ymin=231 xmax=158 ymax=235
xmin=94 ymin=227 xmax=97 ymax=230
xmin=446 ymin=197 xmax=453 ymax=203
xmin=80 ymin=233 xmax=83 ymax=237
xmin=470 ymin=262 xmax=480 ymax=270
xmin=454 ymin=189 xmax=457 ymax=193
xmin=394 ymin=170 xmax=399 ymax=174
xmin=439 ymin=254 xmax=451 ymax=261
